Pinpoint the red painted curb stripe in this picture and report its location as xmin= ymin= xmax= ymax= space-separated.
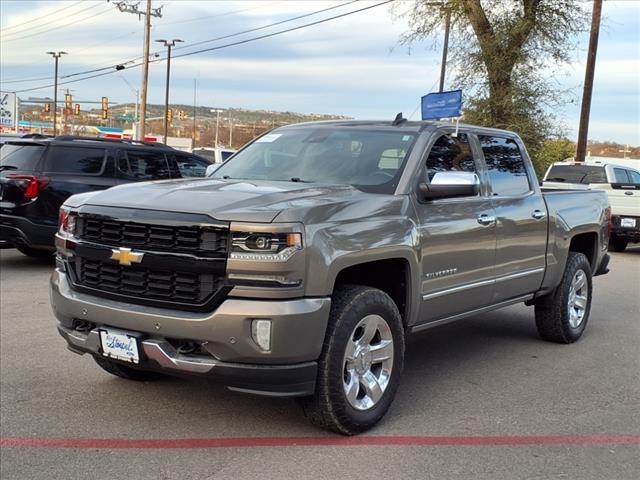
xmin=1 ymin=435 xmax=639 ymax=449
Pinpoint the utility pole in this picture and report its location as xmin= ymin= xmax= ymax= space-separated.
xmin=114 ymin=0 xmax=163 ymax=140
xmin=229 ymin=115 xmax=233 ymax=148
xmin=46 ymin=51 xmax=66 ymax=136
xmin=439 ymin=7 xmax=451 ymax=92
xmin=575 ymin=0 xmax=603 ymax=163
xmin=156 ymin=38 xmax=183 ymax=144
xmin=211 ymin=108 xmax=222 ymax=147
xmin=192 ymin=78 xmax=197 ymax=147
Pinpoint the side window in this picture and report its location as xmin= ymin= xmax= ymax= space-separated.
xmin=44 ymin=146 xmax=105 ymax=175
xmin=175 ymin=154 xmax=209 ymax=177
xmin=118 ymin=150 xmax=170 ymax=180
xmin=613 ymin=168 xmax=630 ymax=183
xmin=479 ymin=136 xmax=531 ymax=196
xmin=425 ymin=134 xmax=476 ymax=181
xmin=628 ymin=170 xmax=640 ymax=184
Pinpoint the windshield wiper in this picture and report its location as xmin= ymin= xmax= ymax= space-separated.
xmin=290 ymin=177 xmax=310 ymax=183
xmin=0 ymin=165 xmax=18 ymax=171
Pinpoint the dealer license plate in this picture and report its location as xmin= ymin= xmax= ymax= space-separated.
xmin=100 ymin=329 xmax=140 ymax=364
xmin=621 ymin=218 xmax=636 ymax=228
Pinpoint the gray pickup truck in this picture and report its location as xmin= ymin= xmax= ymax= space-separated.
xmin=51 ymin=120 xmax=611 ymax=434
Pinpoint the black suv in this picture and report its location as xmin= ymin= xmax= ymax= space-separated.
xmin=0 ymin=136 xmax=212 ymax=257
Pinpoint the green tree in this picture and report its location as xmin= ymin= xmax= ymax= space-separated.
xmin=533 ymin=137 xmax=575 ymax=178
xmin=399 ymin=0 xmax=589 ymax=155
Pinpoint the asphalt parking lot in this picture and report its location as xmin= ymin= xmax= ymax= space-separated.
xmin=1 ymin=247 xmax=638 ymax=480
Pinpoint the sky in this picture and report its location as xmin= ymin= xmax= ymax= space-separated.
xmin=1 ymin=0 xmax=639 ymax=144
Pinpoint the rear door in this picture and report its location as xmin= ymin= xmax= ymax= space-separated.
xmin=478 ymin=135 xmax=547 ymax=302
xmin=608 ymin=167 xmax=640 ymax=218
xmin=415 ymin=131 xmax=497 ymax=323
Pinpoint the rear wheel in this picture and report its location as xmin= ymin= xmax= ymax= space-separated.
xmin=94 ymin=356 xmax=167 ymax=381
xmin=300 ymin=285 xmax=404 ymax=435
xmin=609 ymin=236 xmax=628 ymax=253
xmin=535 ymin=252 xmax=592 ymax=344
xmin=16 ymin=245 xmax=53 ymax=258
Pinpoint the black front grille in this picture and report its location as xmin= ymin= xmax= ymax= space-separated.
xmin=77 ymin=215 xmax=228 ymax=257
xmin=76 ymin=258 xmax=221 ymax=305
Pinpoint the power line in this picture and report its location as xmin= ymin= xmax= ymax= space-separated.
xmin=0 ymin=0 xmax=85 ymax=33
xmin=171 ymin=0 xmax=359 ymax=52
xmin=10 ymin=0 xmax=393 ymax=94
xmin=161 ymin=1 xmax=282 ymax=27
xmin=2 ymin=0 xmax=360 ymax=85
xmin=1 ymin=4 xmax=113 ymax=43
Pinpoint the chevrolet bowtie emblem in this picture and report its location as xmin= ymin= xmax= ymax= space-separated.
xmin=110 ymin=247 xmax=144 ymax=266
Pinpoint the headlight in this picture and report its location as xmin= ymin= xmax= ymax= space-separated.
xmin=230 ymin=232 xmax=302 ymax=262
xmin=55 ymin=206 xmax=77 ymax=256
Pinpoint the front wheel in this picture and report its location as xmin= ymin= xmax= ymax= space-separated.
xmin=534 ymin=252 xmax=593 ymax=344
xmin=300 ymin=285 xmax=404 ymax=435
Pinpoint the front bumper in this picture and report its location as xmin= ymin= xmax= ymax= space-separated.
xmin=51 ymin=267 xmax=331 ymax=396
xmin=0 ymin=214 xmax=57 ymax=249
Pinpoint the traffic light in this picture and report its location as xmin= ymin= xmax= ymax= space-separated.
xmin=167 ymin=109 xmax=173 ymax=122
xmin=74 ymin=104 xmax=80 ymax=115
xmin=101 ymin=96 xmax=108 ymax=119
xmin=65 ymin=94 xmax=72 ymax=109
xmin=44 ymin=103 xmax=50 ymax=113
xmin=178 ymin=110 xmax=185 ymax=121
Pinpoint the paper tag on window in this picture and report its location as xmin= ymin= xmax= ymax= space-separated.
xmin=256 ymin=134 xmax=282 ymax=143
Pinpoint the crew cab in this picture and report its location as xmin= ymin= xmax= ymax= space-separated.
xmin=543 ymin=160 xmax=640 ymax=251
xmin=50 ymin=121 xmax=611 ymax=434
xmin=0 ymin=136 xmax=211 ymax=256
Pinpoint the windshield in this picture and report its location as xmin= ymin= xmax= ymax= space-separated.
xmin=546 ymin=165 xmax=607 ymax=184
xmin=211 ymin=127 xmax=417 ymax=193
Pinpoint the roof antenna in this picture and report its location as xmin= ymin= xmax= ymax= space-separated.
xmin=392 ymin=112 xmax=407 ymax=126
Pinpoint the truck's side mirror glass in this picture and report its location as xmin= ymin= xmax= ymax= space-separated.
xmin=419 ymin=171 xmax=479 ymax=200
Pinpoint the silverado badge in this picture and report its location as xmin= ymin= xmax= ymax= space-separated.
xmin=110 ymin=247 xmax=144 ymax=266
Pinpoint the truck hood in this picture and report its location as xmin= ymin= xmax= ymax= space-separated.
xmin=67 ymin=178 xmax=362 ymax=223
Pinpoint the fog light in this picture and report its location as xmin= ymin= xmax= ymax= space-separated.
xmin=251 ymin=319 xmax=272 ymax=351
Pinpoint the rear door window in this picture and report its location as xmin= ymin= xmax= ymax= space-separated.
xmin=44 ymin=146 xmax=106 ymax=175
xmin=613 ymin=168 xmax=630 ymax=183
xmin=0 ymin=143 xmax=45 ymax=171
xmin=479 ymin=136 xmax=531 ymax=196
xmin=118 ymin=150 xmax=170 ymax=180
xmin=628 ymin=170 xmax=640 ymax=184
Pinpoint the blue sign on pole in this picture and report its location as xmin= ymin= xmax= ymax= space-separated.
xmin=421 ymin=90 xmax=462 ymax=120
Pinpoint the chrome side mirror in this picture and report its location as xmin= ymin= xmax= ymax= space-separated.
xmin=418 ymin=171 xmax=479 ymax=200
xmin=205 ymin=163 xmax=221 ymax=177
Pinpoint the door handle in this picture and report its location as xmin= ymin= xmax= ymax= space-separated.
xmin=477 ymin=214 xmax=496 ymax=226
xmin=531 ymin=209 xmax=546 ymax=220
xmin=625 ymin=191 xmax=633 ymax=196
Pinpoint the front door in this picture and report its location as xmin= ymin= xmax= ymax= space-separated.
xmin=415 ymin=132 xmax=497 ymax=323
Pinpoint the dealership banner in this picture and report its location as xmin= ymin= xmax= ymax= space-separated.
xmin=0 ymin=91 xmax=18 ymax=129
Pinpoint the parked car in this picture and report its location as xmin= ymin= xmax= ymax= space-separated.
xmin=543 ymin=160 xmax=640 ymax=251
xmin=192 ymin=146 xmax=236 ymax=164
xmin=0 ymin=136 xmax=211 ymax=256
xmin=51 ymin=121 xmax=610 ymax=434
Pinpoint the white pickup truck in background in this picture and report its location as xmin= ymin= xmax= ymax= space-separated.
xmin=543 ymin=161 xmax=640 ymax=252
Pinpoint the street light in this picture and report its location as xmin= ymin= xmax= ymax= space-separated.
xmin=46 ymin=51 xmax=67 ymax=136
xmin=210 ymin=108 xmax=223 ymax=147
xmin=156 ymin=38 xmax=183 ymax=144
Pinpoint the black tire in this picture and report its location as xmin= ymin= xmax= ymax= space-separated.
xmin=94 ymin=356 xmax=166 ymax=381
xmin=534 ymin=252 xmax=593 ymax=344
xmin=608 ymin=236 xmax=628 ymax=253
xmin=16 ymin=245 xmax=53 ymax=258
xmin=300 ymin=285 xmax=405 ymax=435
